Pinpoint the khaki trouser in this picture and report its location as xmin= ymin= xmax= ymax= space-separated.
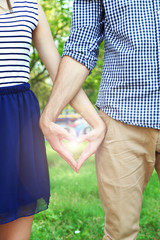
xmin=95 ymin=110 xmax=160 ymax=240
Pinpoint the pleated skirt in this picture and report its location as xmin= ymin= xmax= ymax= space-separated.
xmin=0 ymin=83 xmax=50 ymax=225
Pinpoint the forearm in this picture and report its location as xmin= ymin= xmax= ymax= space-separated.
xmin=70 ymin=88 xmax=104 ymax=129
xmin=41 ymin=56 xmax=90 ymax=123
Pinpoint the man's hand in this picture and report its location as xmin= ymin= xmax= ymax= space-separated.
xmin=76 ymin=124 xmax=106 ymax=172
xmin=39 ymin=116 xmax=78 ymax=172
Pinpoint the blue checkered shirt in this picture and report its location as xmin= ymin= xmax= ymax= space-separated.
xmin=62 ymin=0 xmax=160 ymax=129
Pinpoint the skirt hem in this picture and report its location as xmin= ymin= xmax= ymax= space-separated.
xmin=0 ymin=198 xmax=50 ymax=225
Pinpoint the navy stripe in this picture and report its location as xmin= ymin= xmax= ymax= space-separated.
xmin=0 ymin=59 xmax=29 ymax=62
xmin=16 ymin=1 xmax=37 ymax=5
xmin=14 ymin=5 xmax=38 ymax=10
xmin=0 ymin=65 xmax=29 ymax=68
xmin=0 ymin=47 xmax=30 ymax=51
xmin=0 ymin=53 xmax=30 ymax=57
xmin=0 ymin=42 xmax=30 ymax=45
xmin=0 ymin=58 xmax=28 ymax=62
xmin=0 ymin=24 xmax=32 ymax=29
xmin=0 ymin=70 xmax=29 ymax=73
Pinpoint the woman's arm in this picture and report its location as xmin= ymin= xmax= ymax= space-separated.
xmin=32 ymin=3 xmax=61 ymax=82
xmin=32 ymin=4 xmax=78 ymax=171
xmin=32 ymin=4 xmax=106 ymax=172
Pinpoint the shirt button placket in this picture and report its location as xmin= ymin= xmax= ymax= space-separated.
xmin=156 ymin=7 xmax=160 ymax=88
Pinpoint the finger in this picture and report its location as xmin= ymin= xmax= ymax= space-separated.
xmin=60 ymin=152 xmax=77 ymax=171
xmin=59 ymin=142 xmax=78 ymax=171
xmin=49 ymin=140 xmax=77 ymax=172
xmin=77 ymin=143 xmax=94 ymax=171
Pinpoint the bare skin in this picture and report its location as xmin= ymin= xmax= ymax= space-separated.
xmin=33 ymin=2 xmax=107 ymax=172
xmin=39 ymin=56 xmax=107 ymax=173
xmin=0 ymin=1 xmax=59 ymax=239
xmin=0 ymin=216 xmax=34 ymax=240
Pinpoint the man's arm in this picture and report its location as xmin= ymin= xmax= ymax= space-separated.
xmin=40 ymin=56 xmax=89 ymax=122
xmin=70 ymin=87 xmax=106 ymax=171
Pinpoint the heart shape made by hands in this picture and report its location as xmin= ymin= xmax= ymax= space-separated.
xmin=64 ymin=139 xmax=87 ymax=161
xmin=63 ymin=139 xmax=88 ymax=172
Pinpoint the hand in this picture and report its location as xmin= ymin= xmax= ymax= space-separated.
xmin=39 ymin=116 xmax=78 ymax=172
xmin=40 ymin=114 xmax=107 ymax=173
xmin=76 ymin=123 xmax=107 ymax=172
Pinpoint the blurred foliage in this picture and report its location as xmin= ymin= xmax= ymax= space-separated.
xmin=29 ymin=0 xmax=104 ymax=110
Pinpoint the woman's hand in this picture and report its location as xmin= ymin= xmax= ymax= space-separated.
xmin=39 ymin=115 xmax=78 ymax=172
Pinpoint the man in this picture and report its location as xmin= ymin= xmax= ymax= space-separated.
xmin=40 ymin=0 xmax=160 ymax=239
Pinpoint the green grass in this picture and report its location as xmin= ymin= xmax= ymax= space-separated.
xmin=30 ymin=142 xmax=160 ymax=240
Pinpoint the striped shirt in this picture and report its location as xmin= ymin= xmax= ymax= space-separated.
xmin=63 ymin=0 xmax=160 ymax=129
xmin=0 ymin=0 xmax=38 ymax=87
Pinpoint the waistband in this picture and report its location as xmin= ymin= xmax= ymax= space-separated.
xmin=0 ymin=83 xmax=30 ymax=95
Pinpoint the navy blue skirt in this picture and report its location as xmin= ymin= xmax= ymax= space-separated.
xmin=0 ymin=83 xmax=50 ymax=225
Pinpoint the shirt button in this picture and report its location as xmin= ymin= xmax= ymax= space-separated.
xmin=158 ymin=10 xmax=160 ymax=14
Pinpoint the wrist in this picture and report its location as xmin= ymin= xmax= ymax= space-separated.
xmin=95 ymin=121 xmax=106 ymax=133
xmin=39 ymin=113 xmax=53 ymax=135
xmin=89 ymin=115 xmax=106 ymax=130
xmin=41 ymin=104 xmax=57 ymax=122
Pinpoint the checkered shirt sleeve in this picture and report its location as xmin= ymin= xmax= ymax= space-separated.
xmin=62 ymin=0 xmax=104 ymax=71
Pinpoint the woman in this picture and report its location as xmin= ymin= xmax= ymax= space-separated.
xmin=0 ymin=0 xmax=61 ymax=239
xmin=0 ymin=0 xmax=106 ymax=239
